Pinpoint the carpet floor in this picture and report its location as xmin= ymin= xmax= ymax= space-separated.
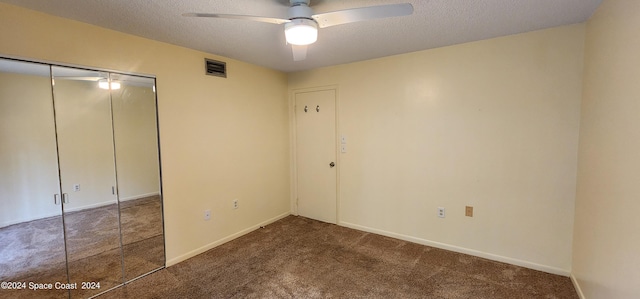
xmin=99 ymin=215 xmax=578 ymax=299
xmin=0 ymin=196 xmax=164 ymax=299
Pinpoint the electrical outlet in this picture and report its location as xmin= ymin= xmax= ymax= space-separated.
xmin=73 ymin=184 xmax=80 ymax=192
xmin=465 ymin=206 xmax=473 ymax=217
xmin=438 ymin=207 xmax=445 ymax=218
xmin=204 ymin=209 xmax=211 ymax=221
xmin=233 ymin=199 xmax=238 ymax=209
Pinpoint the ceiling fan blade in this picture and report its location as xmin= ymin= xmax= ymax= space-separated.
xmin=312 ymin=3 xmax=413 ymax=29
xmin=292 ymin=45 xmax=308 ymax=61
xmin=182 ymin=13 xmax=290 ymax=25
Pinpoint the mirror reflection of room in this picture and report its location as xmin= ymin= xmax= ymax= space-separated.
xmin=110 ymin=73 xmax=164 ymax=282
xmin=53 ymin=66 xmax=123 ymax=298
xmin=0 ymin=59 xmax=69 ymax=299
xmin=0 ymin=58 xmax=164 ymax=299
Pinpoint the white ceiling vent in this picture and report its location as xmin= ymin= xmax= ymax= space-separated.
xmin=205 ymin=58 xmax=226 ymax=78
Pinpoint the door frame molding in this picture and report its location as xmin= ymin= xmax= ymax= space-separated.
xmin=0 ymin=54 xmax=156 ymax=79
xmin=289 ymin=85 xmax=340 ymax=223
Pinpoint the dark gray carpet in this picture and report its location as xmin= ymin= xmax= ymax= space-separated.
xmin=99 ymin=216 xmax=578 ymax=299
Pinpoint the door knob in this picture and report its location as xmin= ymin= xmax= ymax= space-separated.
xmin=329 ymin=162 xmax=335 ymax=168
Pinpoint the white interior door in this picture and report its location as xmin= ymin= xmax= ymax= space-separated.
xmin=295 ymin=89 xmax=337 ymax=224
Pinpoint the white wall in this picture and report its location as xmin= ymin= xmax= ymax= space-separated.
xmin=0 ymin=2 xmax=291 ymax=265
xmin=289 ymin=24 xmax=585 ymax=274
xmin=572 ymin=0 xmax=640 ymax=298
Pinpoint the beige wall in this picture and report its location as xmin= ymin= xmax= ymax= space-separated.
xmin=1 ymin=72 xmax=160 ymax=225
xmin=112 ymin=84 xmax=161 ymax=200
xmin=572 ymin=0 xmax=640 ymax=298
xmin=289 ymin=25 xmax=585 ymax=274
xmin=0 ymin=2 xmax=290 ymax=265
xmin=54 ymin=79 xmax=118 ymax=211
xmin=9 ymin=3 xmax=640 ymax=295
xmin=0 ymin=72 xmax=61 ymax=227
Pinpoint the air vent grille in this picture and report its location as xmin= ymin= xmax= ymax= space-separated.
xmin=205 ymin=58 xmax=226 ymax=78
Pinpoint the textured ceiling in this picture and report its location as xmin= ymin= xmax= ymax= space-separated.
xmin=0 ymin=0 xmax=602 ymax=73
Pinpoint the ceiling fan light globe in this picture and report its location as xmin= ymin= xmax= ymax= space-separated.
xmin=285 ymin=19 xmax=318 ymax=45
xmin=98 ymin=79 xmax=121 ymax=90
xmin=98 ymin=80 xmax=109 ymax=89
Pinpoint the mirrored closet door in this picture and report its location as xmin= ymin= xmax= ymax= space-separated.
xmin=0 ymin=59 xmax=69 ymax=299
xmin=0 ymin=58 xmax=165 ymax=299
xmin=52 ymin=66 xmax=123 ymax=298
xmin=110 ymin=74 xmax=164 ymax=282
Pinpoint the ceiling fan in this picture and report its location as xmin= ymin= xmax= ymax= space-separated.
xmin=183 ymin=0 xmax=414 ymax=61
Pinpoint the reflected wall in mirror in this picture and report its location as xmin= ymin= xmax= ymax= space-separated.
xmin=111 ymin=74 xmax=164 ymax=281
xmin=52 ymin=66 xmax=123 ymax=298
xmin=0 ymin=59 xmax=68 ymax=299
xmin=0 ymin=57 xmax=165 ymax=299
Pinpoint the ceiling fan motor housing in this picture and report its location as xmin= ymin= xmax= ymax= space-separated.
xmin=288 ymin=1 xmax=314 ymax=21
xmin=290 ymin=0 xmax=311 ymax=6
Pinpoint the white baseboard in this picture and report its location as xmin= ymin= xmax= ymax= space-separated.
xmin=0 ymin=211 xmax=60 ymax=228
xmin=1 ymin=200 xmax=114 ymax=228
xmin=2 ymin=194 xmax=159 ymax=228
xmin=339 ymin=221 xmax=570 ymax=277
xmin=64 ymin=200 xmax=115 ymax=213
xmin=571 ymin=273 xmax=586 ymax=299
xmin=166 ymin=212 xmax=291 ymax=267
xmin=119 ymin=192 xmax=160 ymax=202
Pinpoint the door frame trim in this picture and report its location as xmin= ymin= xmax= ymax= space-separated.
xmin=289 ymin=85 xmax=340 ymax=223
xmin=0 ymin=54 xmax=156 ymax=79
